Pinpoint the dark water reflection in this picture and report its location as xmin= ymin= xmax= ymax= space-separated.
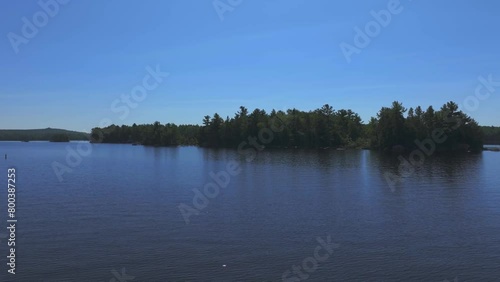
xmin=0 ymin=142 xmax=498 ymax=281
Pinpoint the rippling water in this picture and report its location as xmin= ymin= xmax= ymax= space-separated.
xmin=0 ymin=142 xmax=499 ymax=281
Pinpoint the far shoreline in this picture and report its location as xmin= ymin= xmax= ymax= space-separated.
xmin=3 ymin=140 xmax=500 ymax=153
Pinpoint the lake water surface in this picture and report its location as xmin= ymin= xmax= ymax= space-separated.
xmin=0 ymin=142 xmax=499 ymax=281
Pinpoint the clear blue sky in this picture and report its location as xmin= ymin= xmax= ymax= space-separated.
xmin=1 ymin=0 xmax=499 ymax=132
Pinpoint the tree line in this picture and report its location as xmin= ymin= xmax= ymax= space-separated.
xmin=0 ymin=128 xmax=88 ymax=141
xmin=90 ymin=123 xmax=199 ymax=146
xmin=482 ymin=126 xmax=500 ymax=145
xmin=90 ymin=101 xmax=494 ymax=152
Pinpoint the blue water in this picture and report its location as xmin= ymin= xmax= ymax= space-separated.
xmin=0 ymin=141 xmax=499 ymax=281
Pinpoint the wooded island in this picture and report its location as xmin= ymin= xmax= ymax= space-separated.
xmin=90 ymin=101 xmax=500 ymax=152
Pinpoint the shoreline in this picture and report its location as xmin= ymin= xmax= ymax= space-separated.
xmin=4 ymin=140 xmax=500 ymax=153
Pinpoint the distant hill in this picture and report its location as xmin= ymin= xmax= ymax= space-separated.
xmin=0 ymin=128 xmax=89 ymax=141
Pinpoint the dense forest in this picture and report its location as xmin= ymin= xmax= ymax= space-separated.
xmin=91 ymin=123 xmax=200 ymax=146
xmin=0 ymin=128 xmax=88 ymax=141
xmin=91 ymin=101 xmax=497 ymax=152
xmin=482 ymin=126 xmax=500 ymax=145
xmin=49 ymin=133 xmax=70 ymax=142
xmin=367 ymin=101 xmax=484 ymax=152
